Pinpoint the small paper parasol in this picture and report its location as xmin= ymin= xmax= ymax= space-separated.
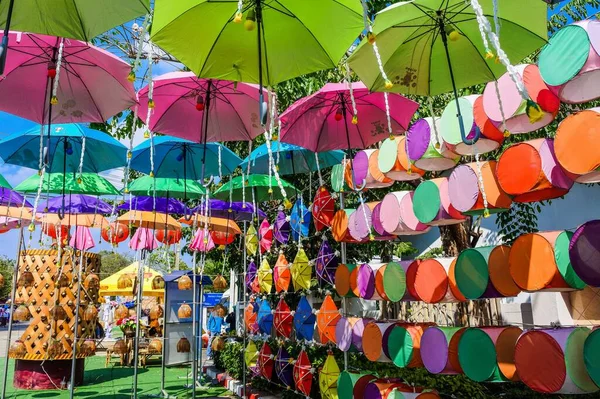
xmin=259 ymin=218 xmax=273 ymax=254
xmin=274 ymin=252 xmax=291 ymax=293
xmin=294 ymin=349 xmax=313 ymax=396
xmin=291 ymin=248 xmax=311 ymax=291
xmin=257 ymin=299 xmax=274 ymax=335
xmin=273 ymin=298 xmax=293 ymax=338
xmin=275 ymin=346 xmax=295 ymax=388
xmin=245 ymin=224 xmax=259 ymax=256
xmin=294 ymin=296 xmax=316 ymax=341
xmin=258 ymin=259 xmax=273 ymax=294
xmin=189 ymin=228 xmax=215 ymax=252
xmin=244 ymin=299 xmax=259 ymax=334
xmin=317 ymin=295 xmax=341 ymax=344
xmin=316 ymin=239 xmax=338 ymax=287
xmin=258 ymin=342 xmax=275 ymax=381
xmin=290 ymin=198 xmax=311 ymax=241
xmin=274 ymin=211 xmax=290 ymax=245
xmin=319 ymin=353 xmax=340 ymax=399
xmin=245 ymin=340 xmax=260 ymax=376
xmin=246 ymin=260 xmax=258 ymax=291
xmin=313 ymin=186 xmax=336 ymax=231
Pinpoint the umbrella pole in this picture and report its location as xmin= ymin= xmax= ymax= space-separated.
xmin=0 ymin=0 xmax=14 ymax=75
xmin=340 ymin=95 xmax=366 ymax=191
xmin=338 ymin=192 xmax=348 ymax=372
xmin=191 ymin=250 xmax=198 ymax=398
xmin=132 ymin=252 xmax=146 ymax=398
xmin=242 ymin=221 xmax=247 ymax=399
xmin=0 ymin=224 xmax=23 ymax=399
xmin=68 ymin=249 xmax=85 ymax=399
xmin=255 ymin=0 xmax=268 ymax=126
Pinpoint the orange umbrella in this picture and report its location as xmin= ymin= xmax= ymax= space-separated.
xmin=317 ymin=295 xmax=341 ymax=344
xmin=0 ymin=205 xmax=33 ymax=221
xmin=38 ymin=213 xmax=109 ymax=228
xmin=179 ymin=214 xmax=241 ymax=234
xmin=119 ymin=210 xmax=180 ymax=231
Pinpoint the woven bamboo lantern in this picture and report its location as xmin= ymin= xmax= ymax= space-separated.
xmin=177 ymin=303 xmax=192 ymax=319
xmin=114 ymin=304 xmax=129 ymax=320
xmin=83 ymin=305 xmax=98 ymax=322
xmin=152 ymin=276 xmax=165 ymax=290
xmin=83 ymin=273 xmax=99 ymax=290
xmin=148 ymin=338 xmax=162 ymax=354
xmin=113 ymin=339 xmax=128 ymax=354
xmin=9 ymin=340 xmax=26 ymax=358
xmin=55 ymin=273 xmax=70 ymax=288
xmin=50 ymin=305 xmax=67 ymax=321
xmin=211 ymin=336 xmax=225 ymax=351
xmin=177 ymin=337 xmax=191 ymax=353
xmin=13 ymin=305 xmax=31 ymax=322
xmin=82 ymin=339 xmax=96 ymax=355
xmin=213 ymin=274 xmax=227 ymax=290
xmin=17 ymin=271 xmax=34 ymax=288
xmin=178 ymin=274 xmax=193 ymax=290
xmin=47 ymin=339 xmax=65 ymax=358
xmin=117 ymin=274 xmax=133 ymax=289
xmin=149 ymin=304 xmax=164 ymax=320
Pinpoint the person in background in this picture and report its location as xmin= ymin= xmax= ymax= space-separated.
xmin=225 ymin=311 xmax=235 ymax=333
xmin=206 ymin=308 xmax=224 ymax=359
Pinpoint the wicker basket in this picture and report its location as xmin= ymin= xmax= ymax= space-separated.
xmin=8 ymin=340 xmax=27 ymax=358
xmin=13 ymin=305 xmax=31 ymax=322
xmin=117 ymin=274 xmax=133 ymax=289
xmin=177 ymin=303 xmax=192 ymax=319
xmin=114 ymin=304 xmax=129 ymax=320
xmin=149 ymin=304 xmax=163 ymax=320
xmin=148 ymin=338 xmax=162 ymax=354
xmin=152 ymin=276 xmax=165 ymax=290
xmin=83 ymin=305 xmax=98 ymax=322
xmin=213 ymin=274 xmax=227 ymax=290
xmin=176 ymin=337 xmax=190 ymax=353
xmin=178 ymin=275 xmax=192 ymax=290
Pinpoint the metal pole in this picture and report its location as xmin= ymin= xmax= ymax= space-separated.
xmin=159 ymin=279 xmax=168 ymax=397
xmin=191 ymin=251 xmax=198 ymax=398
xmin=242 ymin=221 xmax=247 ymax=399
xmin=132 ymin=254 xmax=146 ymax=398
xmin=197 ymin=282 xmax=205 ymax=387
xmin=1 ymin=225 xmax=24 ymax=399
xmin=69 ymin=249 xmax=85 ymax=398
xmin=339 ymin=192 xmax=348 ymax=371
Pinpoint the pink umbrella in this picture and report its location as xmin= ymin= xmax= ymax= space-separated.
xmin=69 ymin=226 xmax=95 ymax=251
xmin=130 ymin=227 xmax=159 ymax=251
xmin=137 ymin=71 xmax=268 ymax=142
xmin=0 ymin=32 xmax=136 ymax=124
xmin=279 ymin=82 xmax=419 ymax=152
xmin=190 ymin=228 xmax=216 ymax=252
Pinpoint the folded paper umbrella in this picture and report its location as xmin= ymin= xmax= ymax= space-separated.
xmin=337 ymin=371 xmax=377 ymax=399
xmin=274 ymin=252 xmax=291 ymax=293
xmin=334 ymin=264 xmax=358 ymax=298
xmin=538 ymin=20 xmax=600 ymax=104
xmin=290 ymin=198 xmax=311 ymax=241
xmin=348 ymin=202 xmax=380 ymax=242
xmin=332 ymin=210 xmax=365 ymax=243
xmin=380 ymin=191 xmax=430 ymax=235
xmin=420 ymin=327 xmax=466 ymax=375
xmin=569 ymin=220 xmax=600 ymax=286
xmin=384 ymin=323 xmax=432 ymax=368
xmin=274 ymin=211 xmax=291 ymax=245
xmin=257 ymin=259 xmax=273 ymax=294
xmin=316 ymin=239 xmax=338 ymax=287
xmin=245 ymin=340 xmax=260 ymax=375
xmin=319 ymin=354 xmax=340 ymax=399
xmin=317 ymin=295 xmax=341 ymax=344
xmin=189 ymin=228 xmax=215 ymax=253
xmin=515 ymin=328 xmax=598 ymax=394
xmin=275 ymin=346 xmax=294 ymax=389
xmin=365 ymin=380 xmax=440 ymax=399
xmin=454 ymin=246 xmax=521 ymax=299
xmin=335 ymin=317 xmax=357 ymax=352
xmin=362 ymin=321 xmax=395 ymax=362
xmin=313 ymin=187 xmax=335 ymax=231
xmin=483 ymin=64 xmax=558 ymax=134
xmin=245 ymin=224 xmax=259 ymax=256
xmin=377 ymin=261 xmax=410 ymax=302
xmin=584 ymin=328 xmax=600 ymax=387
xmin=458 ymin=327 xmax=522 ymax=382
xmin=407 ymin=258 xmax=462 ymax=304
xmin=294 ymin=296 xmax=316 ymax=341
xmin=291 ymin=248 xmax=311 ymax=291
xmin=376 ymin=136 xmax=425 ymax=182
xmin=404 ymin=118 xmax=460 ymax=171
xmin=246 ymin=260 xmax=257 ymax=291
xmin=294 ymin=349 xmax=313 ymax=397
xmin=258 ymin=342 xmax=274 ymax=381
xmin=251 ymin=275 xmax=261 ymax=294
xmin=330 ymin=161 xmax=352 ymax=193
xmin=448 ymin=161 xmax=512 ymax=216
xmin=496 ymin=139 xmax=573 ymax=203
xmin=129 ymin=227 xmax=159 ymax=251
xmin=509 ymin=231 xmax=585 ymax=292
xmin=412 ymin=178 xmax=466 ymax=226
xmin=554 ymin=108 xmax=600 ymax=183
xmin=352 ymin=149 xmax=394 ymax=189
xmin=356 ymin=262 xmax=387 ymax=300
xmin=244 ymin=299 xmax=259 ymax=334
xmin=473 ymin=96 xmax=506 ymax=148
xmin=259 ymin=218 xmax=273 ymax=254
xmin=273 ymin=298 xmax=293 ymax=339
xmin=257 ymin=299 xmax=273 ymax=336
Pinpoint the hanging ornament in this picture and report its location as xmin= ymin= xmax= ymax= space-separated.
xmin=196 ymin=95 xmax=205 ymax=111
xmin=259 ymin=218 xmax=273 ymax=254
xmin=178 ymin=274 xmax=193 ymax=290
xmin=210 ymin=230 xmax=235 ymax=246
xmin=291 ymin=248 xmax=311 ymax=291
xmin=257 ymin=259 xmax=273 ymax=294
xmin=334 ymin=108 xmax=343 ymax=121
xmin=155 ymin=229 xmax=182 ymax=245
xmin=101 ymin=222 xmax=129 ymax=245
xmin=316 ymin=239 xmax=338 ymax=287
xmin=246 ymin=260 xmax=258 ymax=291
xmin=245 ymin=224 xmax=259 ymax=255
xmin=274 ymin=252 xmax=291 ymax=293
xmin=245 ymin=9 xmax=256 ymax=31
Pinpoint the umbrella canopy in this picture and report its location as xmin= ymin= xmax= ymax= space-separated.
xmin=241 ymin=141 xmax=345 ymax=175
xmin=179 ymin=215 xmax=241 ymax=235
xmin=99 ymin=262 xmax=164 ymax=297
xmin=280 ymin=82 xmax=419 ymax=152
xmin=0 ymin=187 xmax=30 ymax=207
xmin=348 ymin=0 xmax=547 ymax=96
xmin=0 ymin=1 xmax=149 ymax=42
xmin=41 ymin=194 xmax=112 ymax=214
xmin=0 ymin=124 xmax=126 ymax=173
xmin=38 ymin=213 xmax=109 ymax=228
xmin=275 ymin=346 xmax=294 ymax=388
xmin=290 ymin=199 xmax=311 ymax=241
xmin=130 ymin=226 xmax=159 ymax=251
xmin=119 ymin=196 xmax=188 ymax=214
xmin=319 ymin=354 xmax=340 ymax=399
xmin=294 ymin=296 xmax=316 ymax=341
xmin=193 ymin=199 xmax=265 ymax=222
xmin=137 ymin=72 xmax=268 ymax=142
xmin=274 ymin=253 xmax=291 ymax=293
xmin=274 ymin=211 xmax=291 ymax=245
xmin=291 ymin=248 xmax=311 ymax=291
xmin=258 ymin=342 xmax=274 ymax=381
xmin=15 ymin=172 xmax=119 ymax=195
xmin=130 ymin=136 xmax=241 ymax=179
xmin=0 ymin=32 xmax=136 ymax=123
xmin=316 ymin=239 xmax=338 ymax=287
xmin=213 ymin=174 xmax=296 ymax=202
xmin=257 ymin=299 xmax=273 ymax=335
xmin=0 ymin=205 xmax=33 ymax=222
xmin=294 ymin=349 xmax=313 ymax=396
xmin=151 ymin=0 xmax=364 ymax=86
xmin=126 ymin=176 xmax=206 ymax=199
xmin=317 ymin=295 xmax=341 ymax=344
xmin=257 ymin=259 xmax=273 ymax=294
xmin=118 ymin=210 xmax=181 ymax=231
xmin=273 ymin=298 xmax=293 ymax=338
xmin=244 ymin=299 xmax=259 ymax=334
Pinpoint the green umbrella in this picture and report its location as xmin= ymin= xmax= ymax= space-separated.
xmin=15 ymin=173 xmax=119 ymax=196
xmin=348 ymin=0 xmax=547 ymax=143
xmin=0 ymin=173 xmax=11 ymax=190
xmin=213 ymin=174 xmax=296 ymax=202
xmin=0 ymin=0 xmax=150 ymax=73
xmin=126 ymin=176 xmax=206 ymax=199
xmin=151 ymin=0 xmax=364 ymax=121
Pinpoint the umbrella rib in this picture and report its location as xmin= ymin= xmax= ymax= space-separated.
xmin=196 ymin=8 xmax=238 ymax=81
xmin=70 ymin=69 xmax=107 ymax=122
xmin=71 ymin=0 xmax=89 ymax=43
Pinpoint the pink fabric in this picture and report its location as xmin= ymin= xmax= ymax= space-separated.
xmin=137 ymin=71 xmax=266 ymax=142
xmin=129 ymin=227 xmax=159 ymax=251
xmin=69 ymin=226 xmax=95 ymax=251
xmin=279 ymin=82 xmax=419 ymax=151
xmin=0 ymin=32 xmax=135 ymax=124
xmin=189 ymin=228 xmax=215 ymax=252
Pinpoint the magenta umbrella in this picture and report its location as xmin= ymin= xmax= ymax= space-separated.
xmin=0 ymin=32 xmax=135 ymax=124
xmin=279 ymin=82 xmax=419 ymax=152
xmin=137 ymin=71 xmax=268 ymax=143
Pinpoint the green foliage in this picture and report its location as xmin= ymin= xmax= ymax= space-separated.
xmin=98 ymin=250 xmax=133 ymax=278
xmin=0 ymin=257 xmax=15 ymax=301
xmin=416 ymin=247 xmax=444 ymax=260
xmin=213 ymin=340 xmax=244 ymax=379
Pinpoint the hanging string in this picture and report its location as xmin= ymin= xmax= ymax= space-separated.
xmin=124 ymin=106 xmax=138 ymax=195
xmin=492 ymin=0 xmax=501 ymax=38
xmin=427 ymin=97 xmax=442 ymax=149
xmin=264 ymin=95 xmax=288 ymax=204
xmin=472 ymin=143 xmax=490 ymax=218
xmin=493 ymin=80 xmax=510 ymax=137
xmin=145 ymin=42 xmax=156 ymax=177
xmin=344 ymin=63 xmax=358 ymax=124
xmin=241 ymin=169 xmax=246 ymax=206
xmin=50 ymin=38 xmax=65 ymax=105
xmin=129 ymin=14 xmax=151 ymax=81
xmin=314 ymin=152 xmax=324 ymax=187
xmin=218 ymin=144 xmax=223 ymax=180
xmin=76 ymin=136 xmax=86 ymax=184
xmin=359 ymin=0 xmax=392 ymax=89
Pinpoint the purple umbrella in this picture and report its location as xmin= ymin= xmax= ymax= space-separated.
xmin=0 ymin=188 xmax=30 ymax=207
xmin=316 ymin=239 xmax=338 ymax=287
xmin=119 ymin=196 xmax=189 ymax=214
xmin=275 ymin=346 xmax=294 ymax=388
xmin=274 ymin=211 xmax=290 ymax=245
xmin=246 ymin=260 xmax=258 ymax=291
xmin=193 ymin=199 xmax=265 ymax=221
xmin=41 ymin=194 xmax=112 ymax=214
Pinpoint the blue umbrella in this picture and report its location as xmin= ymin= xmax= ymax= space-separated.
xmin=293 ymin=296 xmax=315 ymax=341
xmin=240 ymin=141 xmax=345 ymax=176
xmin=257 ymin=299 xmax=273 ymax=335
xmin=290 ymin=198 xmax=311 ymax=241
xmin=0 ymin=124 xmax=126 ymax=173
xmin=130 ymin=136 xmax=241 ymax=180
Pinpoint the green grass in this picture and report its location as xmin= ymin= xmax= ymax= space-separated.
xmin=1 ymin=356 xmax=231 ymax=398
